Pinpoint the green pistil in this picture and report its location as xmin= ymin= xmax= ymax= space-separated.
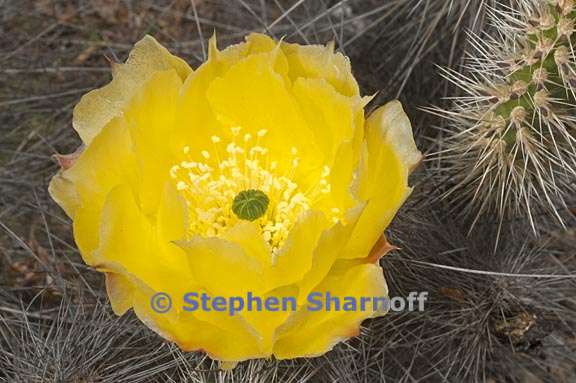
xmin=232 ymin=189 xmax=270 ymax=221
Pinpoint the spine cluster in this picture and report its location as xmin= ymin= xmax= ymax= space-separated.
xmin=436 ymin=0 xmax=576 ymax=229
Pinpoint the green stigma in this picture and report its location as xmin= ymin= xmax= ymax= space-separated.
xmin=232 ymin=189 xmax=270 ymax=221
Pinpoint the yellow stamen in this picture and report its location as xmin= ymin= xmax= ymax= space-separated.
xmin=170 ymin=126 xmax=342 ymax=254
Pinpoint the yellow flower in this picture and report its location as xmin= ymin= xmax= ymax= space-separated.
xmin=49 ymin=33 xmax=421 ymax=364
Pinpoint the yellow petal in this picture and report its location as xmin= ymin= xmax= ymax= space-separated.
xmin=103 ymin=266 xmax=264 ymax=362
xmin=105 ymin=272 xmax=135 ymax=316
xmin=48 ymin=173 xmax=79 ymax=218
xmin=180 ymin=236 xmax=266 ymax=297
xmin=372 ymin=100 xmax=422 ymax=173
xmin=343 ymin=101 xmax=421 ymax=259
xmin=157 ymin=182 xmax=188 ymax=243
xmin=296 ymin=204 xmax=364 ymax=304
xmin=49 ymin=117 xmax=137 ymax=263
xmin=211 ymin=33 xmax=287 ymax=73
xmin=291 ymin=78 xmax=364 ymax=210
xmin=221 ymin=222 xmax=272 ymax=268
xmin=171 ymin=33 xmax=285 ymax=157
xmin=268 ymin=210 xmax=330 ymax=289
xmin=171 ymin=55 xmax=224 ymax=160
xmin=97 ymin=186 xmax=267 ymax=360
xmin=123 ymin=69 xmax=184 ymax=213
xmin=273 ymin=263 xmax=388 ymax=359
xmin=205 ymin=50 xmax=323 ymax=184
xmin=244 ymin=33 xmax=280 ymax=55
xmin=72 ymin=205 xmax=102 ymax=263
xmin=292 ymin=77 xmax=361 ymax=160
xmin=74 ymin=35 xmax=192 ymax=145
xmin=281 ymin=41 xmax=360 ymax=97
xmin=96 ymin=184 xmax=188 ymax=290
xmin=241 ymin=284 xmax=299 ymax=355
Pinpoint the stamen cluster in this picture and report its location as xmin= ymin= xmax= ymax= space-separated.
xmin=170 ymin=126 xmax=339 ymax=253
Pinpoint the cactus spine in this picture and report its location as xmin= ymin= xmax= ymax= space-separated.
xmin=435 ymin=0 xmax=576 ymax=229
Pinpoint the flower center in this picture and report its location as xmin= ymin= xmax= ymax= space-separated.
xmin=232 ymin=189 xmax=269 ymax=221
xmin=169 ymin=126 xmax=341 ymax=254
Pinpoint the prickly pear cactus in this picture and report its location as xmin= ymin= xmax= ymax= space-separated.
xmin=435 ymin=0 xmax=576 ymax=229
